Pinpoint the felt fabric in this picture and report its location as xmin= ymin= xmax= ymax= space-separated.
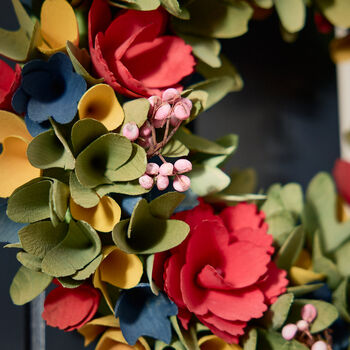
xmin=0 ymin=60 xmax=21 ymax=111
xmin=334 ymin=159 xmax=350 ymax=204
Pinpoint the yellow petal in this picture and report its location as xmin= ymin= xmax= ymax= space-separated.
xmin=96 ymin=329 xmax=150 ymax=350
xmin=70 ymin=196 xmax=121 ymax=232
xmin=337 ymin=195 xmax=349 ymax=223
xmin=290 ymin=266 xmax=325 ymax=286
xmin=78 ymin=315 xmax=119 ymax=346
xmin=294 ymin=249 xmax=312 ymax=270
xmin=78 ymin=84 xmax=124 ymax=130
xmin=0 ymin=136 xmax=40 ymax=197
xmin=198 ymin=335 xmax=242 ymax=350
xmin=38 ymin=0 xmax=79 ymax=55
xmin=0 ymin=110 xmax=32 ymax=142
xmin=330 ymin=35 xmax=350 ymax=63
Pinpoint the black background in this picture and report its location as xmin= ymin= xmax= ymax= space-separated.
xmin=0 ymin=0 xmax=339 ymax=348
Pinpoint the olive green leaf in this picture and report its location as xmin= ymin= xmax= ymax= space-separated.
xmin=71 ymin=254 xmax=103 ymax=281
xmin=274 ymin=0 xmax=306 ymax=33
xmin=50 ymin=180 xmax=70 ymax=222
xmin=171 ymin=317 xmax=200 ymax=350
xmin=10 ymin=266 xmax=52 ymax=305
xmin=161 ymin=138 xmax=189 ymax=158
xmin=265 ymin=211 xmax=295 ymax=246
xmin=316 ymin=0 xmax=350 ymax=28
xmin=335 ymin=240 xmax=350 ymax=277
xmin=146 ymin=255 xmax=159 ymax=295
xmin=109 ymin=0 xmax=160 ymax=11
xmin=254 ymin=0 xmax=273 ymax=8
xmin=287 ymin=283 xmax=324 ymax=297
xmin=69 ymin=172 xmax=100 ymax=208
xmin=96 ymin=181 xmax=150 ymax=197
xmin=57 ymin=276 xmax=83 ymax=288
xmin=16 ymin=252 xmax=42 ymax=271
xmin=257 ymin=329 xmax=308 ymax=349
xmin=243 ymin=328 xmax=258 ymax=350
xmin=161 ymin=0 xmax=190 ymax=19
xmin=149 ymin=192 xmax=185 ymax=219
xmin=183 ymin=90 xmax=208 ymax=123
xmin=218 ymin=168 xmax=257 ymax=196
xmin=122 ymin=98 xmax=150 ymax=128
xmin=333 ymin=278 xmax=350 ymax=322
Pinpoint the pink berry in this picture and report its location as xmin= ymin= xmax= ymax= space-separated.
xmin=139 ymin=174 xmax=154 ymax=190
xmin=153 ymin=118 xmax=166 ymax=128
xmin=154 ymin=103 xmax=171 ymax=120
xmin=162 ymin=88 xmax=180 ymax=102
xmin=148 ymin=95 xmax=161 ymax=110
xmin=181 ymin=97 xmax=192 ymax=110
xmin=122 ymin=122 xmax=139 ymax=141
xmin=156 ymin=175 xmax=169 ymax=191
xmin=173 ymin=175 xmax=191 ymax=192
xmin=311 ymin=341 xmax=328 ymax=350
xmin=174 ymin=101 xmax=191 ymax=120
xmin=281 ymin=324 xmax=298 ymax=341
xmin=140 ymin=124 xmax=152 ymax=137
xmin=301 ymin=304 xmax=317 ymax=323
xmin=159 ymin=162 xmax=174 ymax=176
xmin=174 ymin=159 xmax=192 ymax=174
xmin=170 ymin=114 xmax=180 ymax=127
xmin=146 ymin=163 xmax=159 ymax=176
xmin=296 ymin=320 xmax=309 ymax=332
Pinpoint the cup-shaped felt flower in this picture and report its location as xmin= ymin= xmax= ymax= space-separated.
xmin=88 ymin=0 xmax=195 ymax=98
xmin=198 ymin=335 xmax=242 ymax=350
xmin=42 ymin=282 xmax=100 ymax=331
xmin=334 ymin=159 xmax=350 ymax=205
xmin=153 ymin=201 xmax=288 ymax=344
xmin=12 ymin=52 xmax=86 ymax=135
xmin=0 ymin=60 xmax=21 ymax=111
xmin=78 ymin=315 xmax=151 ymax=350
xmin=0 ymin=110 xmax=40 ymax=198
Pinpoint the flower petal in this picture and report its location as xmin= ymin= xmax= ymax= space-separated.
xmin=198 ymin=334 xmax=243 ymax=349
xmin=0 ymin=110 xmax=32 ymax=142
xmin=334 ymin=158 xmax=350 ymax=204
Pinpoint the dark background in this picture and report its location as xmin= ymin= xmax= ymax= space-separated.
xmin=0 ymin=0 xmax=340 ymax=348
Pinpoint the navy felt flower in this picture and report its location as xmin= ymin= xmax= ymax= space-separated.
xmin=115 ymin=283 xmax=178 ymax=345
xmin=12 ymin=52 xmax=86 ymax=135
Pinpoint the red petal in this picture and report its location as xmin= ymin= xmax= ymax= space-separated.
xmin=152 ymin=250 xmax=170 ymax=291
xmin=123 ymin=36 xmax=195 ymax=88
xmin=0 ymin=61 xmax=20 ymax=111
xmin=196 ymin=264 xmax=233 ymax=290
xmin=333 ymin=159 xmax=350 ymax=204
xmin=88 ymin=0 xmax=111 ymax=49
xmin=178 ymin=308 xmax=192 ymax=330
xmin=42 ymin=285 xmax=100 ymax=331
xmin=258 ymin=262 xmax=288 ymax=304
xmin=198 ymin=318 xmax=240 ymax=344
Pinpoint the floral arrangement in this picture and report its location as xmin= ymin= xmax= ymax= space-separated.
xmin=1 ymin=0 xmax=350 ymax=349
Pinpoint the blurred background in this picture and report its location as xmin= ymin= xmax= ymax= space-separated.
xmin=0 ymin=0 xmax=340 ymax=348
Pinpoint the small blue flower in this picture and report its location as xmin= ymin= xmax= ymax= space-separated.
xmin=0 ymin=198 xmax=25 ymax=243
xmin=115 ymin=283 xmax=178 ymax=345
xmin=12 ymin=52 xmax=86 ymax=134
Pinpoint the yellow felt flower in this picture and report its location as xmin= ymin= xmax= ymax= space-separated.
xmin=0 ymin=110 xmax=40 ymax=197
xmin=337 ymin=195 xmax=349 ymax=223
xmin=289 ymin=249 xmax=325 ymax=286
xmin=78 ymin=84 xmax=124 ymax=131
xmin=69 ymin=195 xmax=121 ymax=232
xmin=198 ymin=335 xmax=242 ymax=350
xmin=37 ymin=0 xmax=79 ymax=55
xmin=93 ymin=246 xmax=143 ymax=311
xmin=78 ymin=315 xmax=150 ymax=350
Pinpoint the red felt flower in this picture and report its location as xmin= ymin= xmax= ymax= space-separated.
xmin=153 ymin=201 xmax=288 ymax=344
xmin=314 ymin=13 xmax=333 ymax=34
xmin=42 ymin=282 xmax=100 ymax=331
xmin=0 ymin=60 xmax=21 ymax=111
xmin=333 ymin=158 xmax=350 ymax=204
xmin=88 ymin=0 xmax=195 ymax=98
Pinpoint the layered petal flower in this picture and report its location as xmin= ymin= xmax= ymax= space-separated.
xmin=0 ymin=60 xmax=21 ymax=111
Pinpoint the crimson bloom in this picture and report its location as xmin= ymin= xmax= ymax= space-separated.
xmin=153 ymin=201 xmax=288 ymax=344
xmin=88 ymin=0 xmax=195 ymax=98
xmin=333 ymin=158 xmax=350 ymax=204
xmin=42 ymin=282 xmax=100 ymax=331
xmin=0 ymin=60 xmax=21 ymax=111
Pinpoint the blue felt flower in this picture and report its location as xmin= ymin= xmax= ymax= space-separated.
xmin=115 ymin=283 xmax=178 ymax=345
xmin=12 ymin=52 xmax=86 ymax=134
xmin=0 ymin=198 xmax=25 ymax=243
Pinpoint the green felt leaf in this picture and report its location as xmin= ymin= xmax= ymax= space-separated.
xmin=109 ymin=0 xmax=161 ymax=11
xmin=72 ymin=254 xmax=103 ymax=280
xmin=280 ymin=183 xmax=303 ymax=220
xmin=263 ymin=293 xmax=294 ymax=330
xmin=257 ymin=329 xmax=307 ymax=349
xmin=105 ymin=144 xmax=147 ymax=182
xmin=243 ymin=328 xmax=258 ymax=350
xmin=75 ymin=134 xmax=132 ymax=187
xmin=265 ymin=211 xmax=295 ymax=246
xmin=287 ymin=283 xmax=324 ymax=297
xmin=188 ymin=164 xmax=231 ymax=197
xmin=335 ymin=240 xmax=350 ymax=277
xmin=315 ymin=0 xmax=350 ymax=28
xmin=10 ymin=266 xmax=52 ymax=305
xmin=161 ymin=138 xmax=189 ymax=158
xmin=207 ymin=193 xmax=266 ymax=203
xmin=113 ymin=199 xmax=190 ymax=254
xmin=71 ymin=118 xmax=108 ymax=156
xmin=161 ymin=0 xmax=190 ymax=19
xmin=179 ymin=34 xmax=221 ymax=67
xmin=16 ymin=252 xmax=42 ymax=271
xmin=172 ymin=0 xmax=253 ymax=38
xmin=254 ymin=0 xmax=273 ymax=8
xmin=42 ymin=168 xmax=70 ymax=185
xmin=57 ymin=276 xmax=83 ymax=288
xmin=261 ymin=184 xmax=284 ymax=217
xmin=183 ymin=90 xmax=208 ymax=124
xmin=18 ymin=221 xmax=68 ymax=259
xmin=7 ymin=180 xmax=51 ymax=223
xmin=66 ymin=41 xmax=104 ymax=85
xmin=276 ymin=226 xmax=305 ymax=271
xmin=27 ymin=130 xmax=70 ymax=170
xmin=333 ymin=278 xmax=350 ymax=322
xmin=149 ymin=192 xmax=185 ymax=219
xmin=41 ymin=220 xmax=101 ymax=277
xmin=155 ymin=340 xmax=185 ymax=350
xmin=122 ymin=98 xmax=150 ymax=128
xmin=305 ymin=172 xmax=350 ymax=253
xmin=287 ymin=299 xmax=338 ymax=334
xmin=69 ymin=172 xmax=100 ymax=208
xmin=50 ymin=180 xmax=70 ymax=222
xmin=176 ymin=128 xmax=232 ymax=155
xmin=96 ymin=181 xmax=150 ymax=196
xmin=171 ymin=317 xmax=200 ymax=350
xmin=0 ymin=0 xmax=40 ymax=61
xmin=274 ymin=0 xmax=306 ymax=33
xmin=146 ymin=255 xmax=159 ymax=295
xmin=219 ymin=168 xmax=257 ymax=195
xmin=312 ymin=233 xmax=341 ymax=289
xmin=4 ymin=243 xmax=22 ymax=249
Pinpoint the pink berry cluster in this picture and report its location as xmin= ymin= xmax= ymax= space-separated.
xmin=282 ymin=304 xmax=331 ymax=349
xmin=139 ymin=159 xmax=192 ymax=192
